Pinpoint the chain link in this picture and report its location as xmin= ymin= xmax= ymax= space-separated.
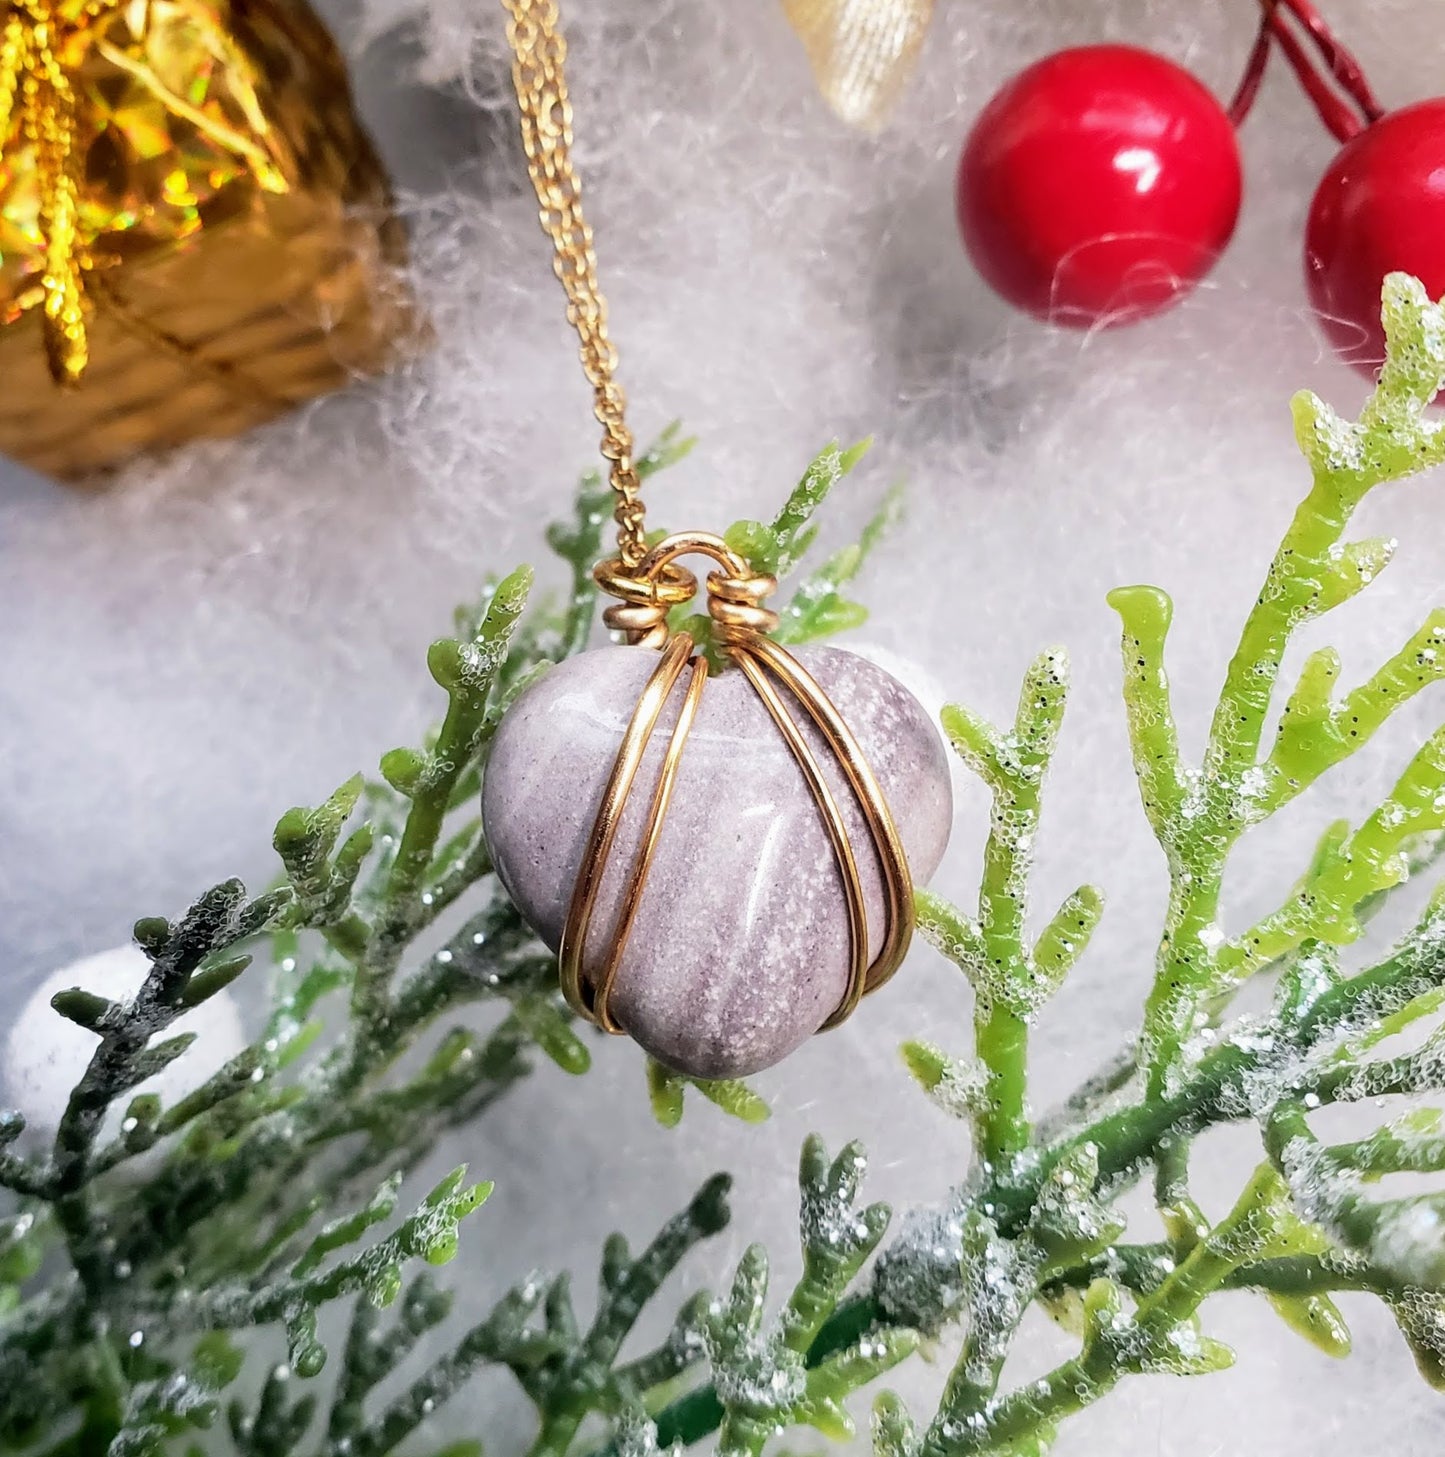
xmin=502 ymin=0 xmax=647 ymax=569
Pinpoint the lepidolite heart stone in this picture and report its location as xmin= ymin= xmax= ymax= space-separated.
xmin=482 ymin=643 xmax=953 ymax=1078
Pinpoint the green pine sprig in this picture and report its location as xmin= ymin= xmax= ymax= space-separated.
xmin=11 ymin=276 xmax=1445 ymax=1457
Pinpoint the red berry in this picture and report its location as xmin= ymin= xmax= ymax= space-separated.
xmin=1306 ymin=99 xmax=1445 ymax=376
xmin=957 ymin=45 xmax=1244 ymax=328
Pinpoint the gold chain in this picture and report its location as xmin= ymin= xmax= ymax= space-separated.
xmin=502 ymin=0 xmax=647 ymax=569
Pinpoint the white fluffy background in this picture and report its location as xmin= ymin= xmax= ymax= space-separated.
xmin=5 ymin=0 xmax=1445 ymax=1450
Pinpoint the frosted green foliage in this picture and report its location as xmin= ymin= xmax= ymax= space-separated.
xmin=824 ymin=275 xmax=1445 ymax=1457
xmin=0 ymin=429 xmax=900 ymax=1456
xmin=447 ymin=1174 xmax=731 ymax=1457
xmin=1025 ymin=1144 xmax=1127 ymax=1276
xmin=871 ymin=1198 xmax=971 ymax=1337
xmin=1104 ymin=278 xmax=1445 ymax=1100
xmin=14 ymin=288 xmax=1445 ymax=1457
xmin=919 ymin=648 xmax=1104 ymax=1165
xmin=728 ymin=438 xmax=870 ymax=579
xmin=698 ymin=1140 xmax=916 ymax=1457
xmin=899 ymin=1041 xmax=988 ymax=1121
xmin=724 ymin=439 xmax=901 ymax=646
xmin=875 ymin=1148 xmax=1124 ymax=1457
xmin=1388 ymin=1287 xmax=1445 ymax=1390
xmin=878 ymin=1169 xmax=1293 ymax=1457
xmin=612 ymin=1409 xmax=683 ymax=1457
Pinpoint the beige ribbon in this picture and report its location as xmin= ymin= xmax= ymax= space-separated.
xmin=780 ymin=0 xmax=934 ymax=130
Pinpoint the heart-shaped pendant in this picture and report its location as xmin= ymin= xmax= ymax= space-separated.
xmin=483 ymin=641 xmax=952 ymax=1078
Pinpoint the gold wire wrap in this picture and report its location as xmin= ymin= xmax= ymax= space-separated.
xmin=503 ymin=1 xmax=917 ymax=1043
xmin=557 ymin=536 xmax=916 ymax=1038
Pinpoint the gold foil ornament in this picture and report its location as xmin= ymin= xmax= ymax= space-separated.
xmin=0 ymin=0 xmax=411 ymax=479
xmin=780 ymin=0 xmax=934 ymax=130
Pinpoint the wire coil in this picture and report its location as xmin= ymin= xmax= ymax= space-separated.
xmin=560 ymin=533 xmax=915 ymax=1038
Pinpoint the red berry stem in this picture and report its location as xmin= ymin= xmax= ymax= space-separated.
xmin=1265 ymin=6 xmax=1365 ymax=141
xmin=1258 ymin=0 xmax=1387 ymax=144
xmin=1278 ymin=0 xmax=1384 ymax=124
xmin=1227 ymin=1 xmax=1277 ymax=127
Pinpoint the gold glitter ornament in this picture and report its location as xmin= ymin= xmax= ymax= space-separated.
xmin=0 ymin=0 xmax=411 ymax=479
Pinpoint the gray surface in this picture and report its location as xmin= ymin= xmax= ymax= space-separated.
xmin=4 ymin=0 xmax=1445 ymax=1451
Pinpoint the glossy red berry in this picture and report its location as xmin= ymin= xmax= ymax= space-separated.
xmin=957 ymin=45 xmax=1244 ymax=328
xmin=1306 ymin=99 xmax=1445 ymax=375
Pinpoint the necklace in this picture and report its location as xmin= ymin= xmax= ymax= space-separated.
xmin=484 ymin=0 xmax=953 ymax=1079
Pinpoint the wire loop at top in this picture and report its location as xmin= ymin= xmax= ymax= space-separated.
xmin=596 ymin=533 xmax=780 ymax=649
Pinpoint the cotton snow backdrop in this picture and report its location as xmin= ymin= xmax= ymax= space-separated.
xmin=4 ymin=0 xmax=1445 ymax=1450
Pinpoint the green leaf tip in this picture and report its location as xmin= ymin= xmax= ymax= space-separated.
xmin=691 ymin=1172 xmax=734 ymax=1236
xmin=132 ymin=916 xmax=170 ymax=953
xmin=292 ymin=1172 xmax=403 ymax=1278
xmin=1266 ymin=1292 xmax=1352 ymax=1359
xmin=1290 ymin=275 xmax=1445 ymax=497
xmin=380 ymin=746 xmax=427 ymax=796
xmin=1390 ymin=1292 xmax=1445 ymax=1391
xmin=1376 ymin=272 xmax=1445 ymax=410
xmin=723 ymin=519 xmax=779 ymax=577
xmin=638 ymin=418 xmax=698 ymax=472
xmin=646 ymin=1058 xmax=686 ymax=1128
xmin=914 ymin=885 xmax=983 ymax=966
xmin=180 ymin=953 xmax=251 ymax=1009
xmin=871 ymin=1392 xmax=917 ymax=1457
xmin=489 ymin=563 xmax=535 ymax=615
xmin=129 ymin=1034 xmax=197 ymax=1084
xmin=900 ymin=1039 xmax=947 ymax=1093
xmin=840 ymin=436 xmax=873 ymax=472
xmin=1033 ymin=885 xmax=1105 ymax=983
xmin=192 ymin=1332 xmax=245 ymax=1390
xmin=426 ymin=637 xmax=466 ymax=693
xmin=514 ymin=995 xmax=591 ymax=1074
xmin=900 ymin=1039 xmax=986 ymax=1120
xmin=769 ymin=439 xmax=875 ymax=576
xmin=49 ymin=988 xmax=114 ymax=1033
xmin=645 ymin=1058 xmax=770 ymax=1128
xmin=1106 ymin=582 xmax=1173 ymax=632
xmin=273 ymin=774 xmax=363 ymax=859
xmin=694 ymin=1077 xmax=770 ymax=1124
